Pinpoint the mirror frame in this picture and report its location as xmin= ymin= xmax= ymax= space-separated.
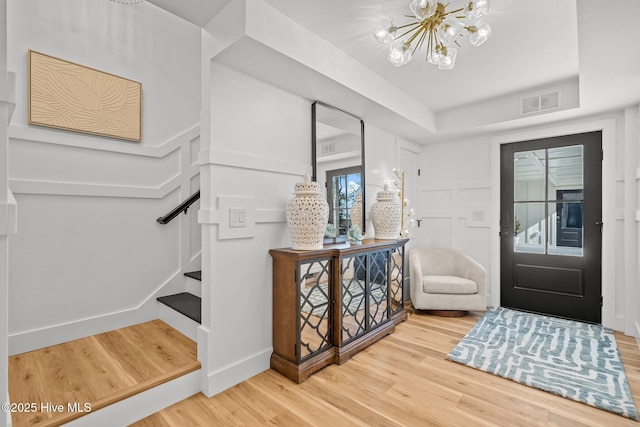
xmin=311 ymin=101 xmax=366 ymax=235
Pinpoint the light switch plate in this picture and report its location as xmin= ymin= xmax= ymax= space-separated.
xmin=218 ymin=196 xmax=255 ymax=239
xmin=229 ymin=208 xmax=246 ymax=227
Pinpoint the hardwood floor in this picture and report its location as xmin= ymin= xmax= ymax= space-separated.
xmin=133 ymin=311 xmax=640 ymax=427
xmin=8 ymin=320 xmax=200 ymax=427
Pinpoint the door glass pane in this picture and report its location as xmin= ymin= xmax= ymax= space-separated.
xmin=514 ymin=149 xmax=546 ymax=202
xmin=514 ymin=202 xmax=546 ymax=253
xmin=547 ymin=145 xmax=584 ymax=200
xmin=549 ymin=201 xmax=584 ymax=256
xmin=331 ymin=175 xmax=347 ymax=234
xmin=514 ymin=145 xmax=584 ymax=257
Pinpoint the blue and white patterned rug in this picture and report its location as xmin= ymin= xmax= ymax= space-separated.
xmin=447 ymin=307 xmax=639 ymax=420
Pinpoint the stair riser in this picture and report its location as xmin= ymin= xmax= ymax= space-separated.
xmin=186 ymin=279 xmax=202 ymax=298
xmin=64 ymin=370 xmax=200 ymax=427
xmin=158 ymin=303 xmax=199 ymax=341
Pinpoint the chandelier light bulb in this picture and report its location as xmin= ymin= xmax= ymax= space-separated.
xmin=373 ymin=20 xmax=397 ymax=45
xmin=465 ymin=0 xmax=490 ymax=19
xmin=427 ymin=47 xmax=442 ymax=65
xmin=409 ymin=0 xmax=438 ymax=21
xmin=438 ymin=46 xmax=457 ymax=70
xmin=388 ymin=41 xmax=413 ymax=67
xmin=467 ymin=20 xmax=492 ymax=46
xmin=439 ymin=17 xmax=463 ymax=46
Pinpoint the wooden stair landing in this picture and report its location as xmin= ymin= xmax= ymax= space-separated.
xmin=8 ymin=319 xmax=200 ymax=427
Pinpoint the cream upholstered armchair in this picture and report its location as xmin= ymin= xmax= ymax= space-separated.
xmin=409 ymin=247 xmax=487 ymax=315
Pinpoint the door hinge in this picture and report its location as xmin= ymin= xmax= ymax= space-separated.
xmin=600 ymin=296 xmax=603 ymax=307
xmin=601 ymin=150 xmax=604 ymax=161
xmin=418 ymin=169 xmax=421 ymax=176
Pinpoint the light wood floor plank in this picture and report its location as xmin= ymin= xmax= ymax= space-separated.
xmin=132 ymin=312 xmax=640 ymax=427
xmin=8 ymin=320 xmax=199 ymax=427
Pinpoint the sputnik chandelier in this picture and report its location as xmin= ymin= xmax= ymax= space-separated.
xmin=373 ymin=0 xmax=492 ymax=70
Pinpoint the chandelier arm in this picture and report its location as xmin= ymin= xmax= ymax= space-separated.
xmin=396 ymin=21 xmax=423 ymax=30
xmin=395 ymin=23 xmax=425 ymax=42
xmin=442 ymin=7 xmax=465 ymax=17
xmin=406 ymin=24 xmax=428 ymax=44
xmin=427 ymin=30 xmax=438 ymax=60
xmin=413 ymin=28 xmax=429 ymax=55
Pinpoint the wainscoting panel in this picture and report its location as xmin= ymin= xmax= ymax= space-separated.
xmin=8 ymin=125 xmax=202 ymax=354
xmin=420 ymin=183 xmax=491 ymax=250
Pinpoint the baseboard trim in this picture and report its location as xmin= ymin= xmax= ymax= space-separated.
xmin=63 ymin=370 xmax=201 ymax=427
xmin=8 ymin=304 xmax=157 ymax=356
xmin=202 ymin=348 xmax=271 ymax=397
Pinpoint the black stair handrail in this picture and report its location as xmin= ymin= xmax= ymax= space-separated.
xmin=157 ymin=190 xmax=200 ymax=224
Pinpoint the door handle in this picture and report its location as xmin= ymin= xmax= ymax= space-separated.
xmin=595 ymin=220 xmax=603 ymax=232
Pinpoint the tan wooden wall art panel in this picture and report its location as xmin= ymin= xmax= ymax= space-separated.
xmin=28 ymin=50 xmax=142 ymax=142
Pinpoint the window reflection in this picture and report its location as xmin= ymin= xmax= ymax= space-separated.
xmin=327 ymin=167 xmax=361 ymax=236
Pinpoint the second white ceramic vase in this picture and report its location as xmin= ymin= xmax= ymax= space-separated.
xmin=370 ymin=184 xmax=401 ymax=239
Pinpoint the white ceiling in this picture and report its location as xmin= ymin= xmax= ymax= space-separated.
xmin=145 ymin=0 xmax=640 ymax=142
xmin=263 ymin=0 xmax=579 ymax=113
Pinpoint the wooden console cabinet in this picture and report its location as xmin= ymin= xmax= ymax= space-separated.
xmin=269 ymin=238 xmax=408 ymax=383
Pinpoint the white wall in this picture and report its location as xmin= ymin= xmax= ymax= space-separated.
xmin=6 ymin=0 xmax=201 ymax=353
xmin=1 ymin=0 xmax=14 ymax=424
xmin=419 ymin=134 xmax=493 ymax=288
xmin=197 ymin=60 xmax=421 ymax=395
xmin=626 ymin=105 xmax=640 ymax=343
xmin=419 ymin=110 xmax=640 ymax=335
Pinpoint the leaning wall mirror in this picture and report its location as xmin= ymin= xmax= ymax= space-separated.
xmin=312 ymin=101 xmax=365 ymax=237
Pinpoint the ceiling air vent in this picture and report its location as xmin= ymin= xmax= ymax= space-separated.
xmin=320 ymin=142 xmax=336 ymax=156
xmin=521 ymin=90 xmax=561 ymax=115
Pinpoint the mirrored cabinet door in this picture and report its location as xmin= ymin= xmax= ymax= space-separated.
xmin=340 ymin=253 xmax=367 ymax=343
xmin=298 ymin=259 xmax=332 ymax=361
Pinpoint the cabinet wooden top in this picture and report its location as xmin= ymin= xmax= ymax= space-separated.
xmin=269 ymin=238 xmax=409 ymax=261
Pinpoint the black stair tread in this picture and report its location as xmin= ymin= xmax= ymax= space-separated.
xmin=157 ymin=292 xmax=201 ymax=324
xmin=184 ymin=271 xmax=201 ymax=281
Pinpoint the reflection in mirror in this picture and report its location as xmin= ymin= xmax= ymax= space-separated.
xmin=312 ymin=102 xmax=365 ymax=237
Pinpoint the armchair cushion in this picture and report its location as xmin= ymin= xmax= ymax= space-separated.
xmin=410 ymin=247 xmax=487 ymax=312
xmin=423 ymin=275 xmax=477 ymax=294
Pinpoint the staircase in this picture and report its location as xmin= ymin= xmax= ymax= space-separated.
xmin=157 ymin=271 xmax=202 ymax=341
xmin=8 ymin=320 xmax=200 ymax=427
